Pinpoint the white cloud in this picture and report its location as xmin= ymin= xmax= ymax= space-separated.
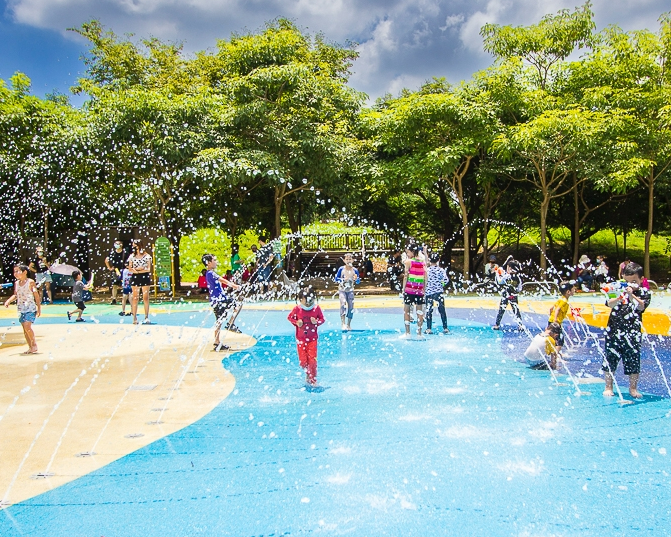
xmin=385 ymin=74 xmax=425 ymax=96
xmin=440 ymin=13 xmax=465 ymax=31
xmin=459 ymin=0 xmax=513 ymax=53
xmin=6 ymin=0 xmax=671 ymax=100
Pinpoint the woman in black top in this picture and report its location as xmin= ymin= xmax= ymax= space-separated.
xmin=127 ymin=239 xmax=153 ymax=324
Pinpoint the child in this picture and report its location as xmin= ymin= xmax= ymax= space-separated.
xmin=67 ymin=270 xmax=91 ymax=322
xmin=202 ymin=254 xmax=242 ymax=351
xmin=3 ymin=265 xmax=41 ymax=354
xmin=524 ymin=323 xmax=561 ymax=370
xmin=402 ymin=243 xmax=427 ymax=337
xmin=242 ymin=262 xmax=254 ymax=283
xmin=230 ymin=244 xmax=242 ymax=275
xmin=602 ymin=262 xmax=650 ymax=399
xmin=119 ymin=267 xmax=132 ymax=316
xmin=424 ymin=253 xmax=449 ymax=334
xmin=618 ymin=257 xmax=631 ymax=279
xmin=492 ymin=257 xmax=523 ymax=330
xmin=288 ymin=288 xmax=325 ymax=388
xmin=484 ymin=254 xmax=498 ymax=281
xmin=335 ymin=253 xmax=360 ymax=331
xmin=548 ymin=282 xmax=575 ymax=354
xmin=197 ymin=269 xmax=208 ymax=294
xmin=594 ymin=255 xmax=609 ymax=285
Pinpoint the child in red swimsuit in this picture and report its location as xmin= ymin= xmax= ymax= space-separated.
xmin=288 ymin=288 xmax=325 ymax=388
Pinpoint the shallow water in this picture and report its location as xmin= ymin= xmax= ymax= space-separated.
xmin=1 ymin=308 xmax=670 ymax=536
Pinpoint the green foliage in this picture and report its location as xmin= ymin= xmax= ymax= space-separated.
xmin=179 ymin=228 xmax=261 ymax=282
xmin=481 ymin=2 xmax=595 ymax=89
xmin=3 ymin=6 xmax=671 ymax=282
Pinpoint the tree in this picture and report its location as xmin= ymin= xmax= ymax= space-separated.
xmin=195 ymin=20 xmax=366 ymax=238
xmin=481 ymin=2 xmax=594 ymax=90
xmin=564 ymin=16 xmax=671 ymax=276
xmin=0 ymin=73 xmax=92 ymax=255
xmin=86 ymin=88 xmax=225 ymax=284
xmin=493 ymin=107 xmax=616 ymax=271
xmin=365 ymin=80 xmax=499 ymax=277
xmin=72 ymin=22 xmax=229 ymax=284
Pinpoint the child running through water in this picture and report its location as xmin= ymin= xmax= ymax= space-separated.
xmin=524 ymin=323 xmax=561 ymax=370
xmin=424 ymin=253 xmax=449 ymax=334
xmin=288 ymin=288 xmax=325 ymax=388
xmin=402 ymin=243 xmax=427 ymax=337
xmin=493 ymin=257 xmax=523 ymax=331
xmin=548 ymin=282 xmax=575 ymax=354
xmin=4 ymin=265 xmax=41 ymax=354
xmin=67 ymin=270 xmax=92 ymax=322
xmin=602 ymin=262 xmax=650 ymax=399
xmin=335 ymin=253 xmax=360 ymax=331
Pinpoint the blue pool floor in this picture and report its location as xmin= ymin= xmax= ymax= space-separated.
xmin=1 ymin=306 xmax=671 ymax=536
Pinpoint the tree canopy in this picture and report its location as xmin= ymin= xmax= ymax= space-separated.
xmin=2 ymin=4 xmax=671 ymax=281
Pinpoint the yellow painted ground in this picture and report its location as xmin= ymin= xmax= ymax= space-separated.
xmin=0 ymin=323 xmax=254 ymax=508
xmin=243 ymin=295 xmax=671 ymax=336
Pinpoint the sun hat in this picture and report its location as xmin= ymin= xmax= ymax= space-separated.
xmin=579 ymin=255 xmax=590 ymax=265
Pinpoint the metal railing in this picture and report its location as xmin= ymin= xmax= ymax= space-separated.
xmin=297 ymin=233 xmax=393 ymax=251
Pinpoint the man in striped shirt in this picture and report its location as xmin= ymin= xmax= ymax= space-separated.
xmin=424 ymin=253 xmax=449 ymax=334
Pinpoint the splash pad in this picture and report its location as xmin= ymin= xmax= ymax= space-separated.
xmin=0 ymin=292 xmax=669 ymax=535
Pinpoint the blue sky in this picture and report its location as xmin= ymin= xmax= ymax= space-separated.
xmin=1 ymin=0 xmax=669 ymax=105
xmin=0 ymin=4 xmax=85 ymax=100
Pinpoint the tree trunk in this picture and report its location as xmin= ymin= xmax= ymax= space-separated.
xmin=285 ymin=196 xmax=298 ymax=234
xmin=460 ymin=206 xmax=469 ymax=280
xmin=482 ymin=183 xmax=492 ymax=264
xmin=169 ymin=222 xmax=182 ymax=288
xmin=19 ymin=200 xmax=25 ymax=241
xmin=539 ymin=194 xmax=550 ymax=272
xmin=172 ymin=241 xmax=181 ymax=288
xmin=274 ymin=184 xmax=286 ymax=239
xmin=572 ymin=173 xmax=580 ymax=266
xmin=43 ymin=208 xmax=49 ymax=251
xmin=230 ymin=218 xmax=238 ymax=243
xmin=515 ymin=223 xmax=521 ymax=258
xmin=482 ymin=219 xmax=489 ymax=264
xmin=613 ymin=229 xmax=619 ymax=260
xmin=436 ymin=187 xmax=455 ymax=268
xmin=644 ymin=169 xmax=654 ymax=278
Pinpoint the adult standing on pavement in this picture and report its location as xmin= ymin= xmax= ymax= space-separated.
xmin=28 ymin=245 xmax=53 ymax=304
xmin=105 ymin=239 xmax=128 ymax=305
xmin=127 ymin=239 xmax=153 ymax=325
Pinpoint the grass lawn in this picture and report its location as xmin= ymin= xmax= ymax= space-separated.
xmin=488 ymin=225 xmax=671 ymax=281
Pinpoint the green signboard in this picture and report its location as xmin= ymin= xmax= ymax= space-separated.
xmin=154 ymin=237 xmax=173 ymax=294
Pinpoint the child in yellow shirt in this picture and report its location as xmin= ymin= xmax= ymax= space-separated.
xmin=548 ymin=282 xmax=574 ymax=354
